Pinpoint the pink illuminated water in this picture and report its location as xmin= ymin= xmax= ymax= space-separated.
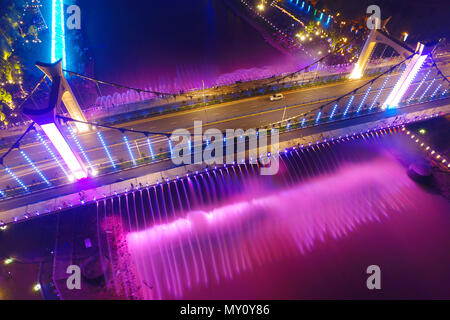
xmin=122 ymin=157 xmax=450 ymax=299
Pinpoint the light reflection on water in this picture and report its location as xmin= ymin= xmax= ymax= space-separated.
xmin=125 ymin=159 xmax=425 ymax=299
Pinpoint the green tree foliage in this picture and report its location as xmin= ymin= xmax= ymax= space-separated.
xmin=0 ymin=1 xmax=25 ymax=111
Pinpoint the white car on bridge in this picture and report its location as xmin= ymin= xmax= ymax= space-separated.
xmin=269 ymin=93 xmax=284 ymax=101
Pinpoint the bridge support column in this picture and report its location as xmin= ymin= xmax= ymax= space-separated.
xmin=349 ymin=21 xmax=414 ymax=79
xmin=349 ymin=29 xmax=377 ymax=79
xmin=23 ymin=61 xmax=89 ymax=181
xmin=36 ymin=60 xmax=89 ymax=133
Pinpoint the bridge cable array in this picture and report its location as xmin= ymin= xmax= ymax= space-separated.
xmin=266 ymin=54 xmax=414 ymax=129
xmin=265 ymin=52 xmax=450 ymax=132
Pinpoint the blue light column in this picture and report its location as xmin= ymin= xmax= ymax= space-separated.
xmin=51 ymin=0 xmax=66 ymax=68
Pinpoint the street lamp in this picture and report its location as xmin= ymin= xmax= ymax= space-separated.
xmin=33 ymin=283 xmax=41 ymax=292
xmin=402 ymin=32 xmax=408 ymax=41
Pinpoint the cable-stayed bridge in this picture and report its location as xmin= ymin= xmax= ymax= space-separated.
xmin=0 ymin=31 xmax=449 ymax=226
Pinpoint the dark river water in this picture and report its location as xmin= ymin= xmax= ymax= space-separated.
xmin=77 ymin=0 xmax=302 ymax=90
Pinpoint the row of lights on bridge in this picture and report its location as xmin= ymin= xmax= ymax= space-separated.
xmin=1 ymin=116 xmax=435 ymax=227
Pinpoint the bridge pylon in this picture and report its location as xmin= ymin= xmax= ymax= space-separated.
xmin=349 ymin=19 xmax=414 ymax=80
xmin=22 ymin=60 xmax=89 ymax=181
xmin=36 ymin=60 xmax=89 ymax=133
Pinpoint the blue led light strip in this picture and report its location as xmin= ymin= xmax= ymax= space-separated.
xmin=343 ymin=95 xmax=355 ymax=116
xmin=430 ymin=84 xmax=442 ymax=98
xmin=168 ymin=138 xmax=174 ymax=157
xmin=419 ymin=78 xmax=436 ymax=101
xmin=330 ymin=104 xmax=338 ymax=119
xmin=123 ymin=135 xmax=136 ymax=165
xmin=97 ymin=131 xmax=116 ymax=168
xmin=369 ymin=74 xmax=391 ymax=110
xmin=4 ymin=166 xmax=28 ymax=191
xmin=20 ymin=150 xmax=50 ymax=185
xmin=36 ymin=130 xmax=70 ymax=178
xmin=407 ymin=70 xmax=431 ymax=103
xmin=147 ymin=138 xmax=155 ymax=159
xmin=68 ymin=126 xmax=93 ymax=168
xmin=315 ymin=111 xmax=322 ymax=124
xmin=301 ymin=117 xmax=306 ymax=126
xmin=357 ymin=86 xmax=372 ymax=113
